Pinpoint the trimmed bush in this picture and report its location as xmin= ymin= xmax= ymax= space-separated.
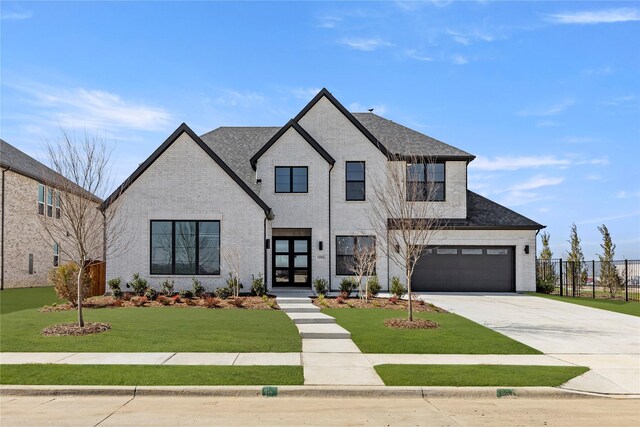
xmin=130 ymin=273 xmax=148 ymax=296
xmin=144 ymin=288 xmax=158 ymax=301
xmin=107 ymin=277 xmax=123 ymax=299
xmin=313 ymin=278 xmax=328 ymax=296
xmin=251 ymin=274 xmax=266 ymax=296
xmin=339 ymin=277 xmax=357 ymax=297
xmin=214 ymin=286 xmax=232 ymax=299
xmin=192 ymin=278 xmax=205 ymax=298
xmin=366 ymin=276 xmax=381 ymax=299
xmin=48 ymin=263 xmax=91 ymax=306
xmin=160 ymin=279 xmax=175 ymax=296
xmin=390 ymin=277 xmax=406 ymax=299
xmin=179 ymin=289 xmax=193 ymax=299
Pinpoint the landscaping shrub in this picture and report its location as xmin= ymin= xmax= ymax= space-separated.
xmin=157 ymin=295 xmax=172 ymax=306
xmin=160 ymin=279 xmax=175 ymax=296
xmin=316 ymin=294 xmax=328 ymax=307
xmin=107 ymin=277 xmax=122 ymax=299
xmin=144 ymin=287 xmax=158 ymax=301
xmin=336 ymin=296 xmax=345 ymax=304
xmin=192 ymin=278 xmax=205 ymax=298
xmin=313 ymin=277 xmax=328 ymax=296
xmin=226 ymin=273 xmax=243 ymax=297
xmin=230 ymin=297 xmax=245 ymax=308
xmin=48 ymin=263 xmax=91 ymax=306
xmin=129 ymin=273 xmax=148 ymax=296
xmin=111 ymin=299 xmax=124 ymax=307
xmin=251 ymin=274 xmax=265 ymax=296
xmin=214 ymin=286 xmax=233 ymax=299
xmin=184 ymin=298 xmax=197 ymax=306
xmin=390 ymin=277 xmax=406 ymax=299
xmin=339 ymin=277 xmax=357 ymax=297
xmin=366 ymin=276 xmax=381 ymax=299
xmin=203 ymin=296 xmax=222 ymax=308
xmin=536 ymin=281 xmax=556 ymax=294
xmin=171 ymin=294 xmax=181 ymax=303
xmin=389 ymin=296 xmax=399 ymax=304
xmin=133 ymin=296 xmax=148 ymax=307
xmin=179 ymin=289 xmax=194 ymax=299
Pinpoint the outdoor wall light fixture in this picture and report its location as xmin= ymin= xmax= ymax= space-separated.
xmin=524 ymin=245 xmax=530 ymax=254
xmin=319 ymin=241 xmax=323 ymax=251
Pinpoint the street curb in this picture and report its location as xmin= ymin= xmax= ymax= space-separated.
xmin=1 ymin=385 xmax=630 ymax=399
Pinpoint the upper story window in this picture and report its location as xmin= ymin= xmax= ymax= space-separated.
xmin=55 ymin=191 xmax=61 ymax=219
xmin=53 ymin=243 xmax=59 ymax=267
xmin=47 ymin=188 xmax=54 ymax=217
xmin=150 ymin=220 xmax=220 ymax=275
xmin=37 ymin=183 xmax=45 ymax=215
xmin=346 ymin=161 xmax=365 ymax=201
xmin=406 ymin=162 xmax=445 ymax=201
xmin=275 ymin=166 xmax=308 ymax=193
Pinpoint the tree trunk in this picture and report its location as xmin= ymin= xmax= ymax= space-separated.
xmin=406 ymin=270 xmax=413 ymax=322
xmin=77 ymin=263 xmax=85 ymax=327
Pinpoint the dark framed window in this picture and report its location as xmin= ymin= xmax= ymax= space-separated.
xmin=53 ymin=243 xmax=59 ymax=267
xmin=47 ymin=188 xmax=53 ymax=217
xmin=150 ymin=220 xmax=220 ymax=275
xmin=336 ymin=235 xmax=376 ymax=276
xmin=275 ymin=167 xmax=308 ymax=193
xmin=406 ymin=162 xmax=445 ymax=201
xmin=37 ymin=183 xmax=45 ymax=215
xmin=346 ymin=161 xmax=365 ymax=201
xmin=55 ymin=191 xmax=61 ymax=219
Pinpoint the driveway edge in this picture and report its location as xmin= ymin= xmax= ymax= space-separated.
xmin=1 ymin=385 xmax=630 ymax=399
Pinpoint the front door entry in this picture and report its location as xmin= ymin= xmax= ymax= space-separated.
xmin=273 ymin=237 xmax=311 ymax=287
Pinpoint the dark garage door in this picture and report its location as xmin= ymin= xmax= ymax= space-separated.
xmin=412 ymin=246 xmax=515 ymax=292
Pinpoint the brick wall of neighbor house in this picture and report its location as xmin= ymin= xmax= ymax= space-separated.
xmin=106 ymin=132 xmax=266 ymax=291
xmin=256 ymin=127 xmax=332 ymax=288
xmin=298 ymin=96 xmax=390 ymax=290
xmin=1 ymin=171 xmax=65 ymax=288
xmin=388 ymin=229 xmax=538 ymax=292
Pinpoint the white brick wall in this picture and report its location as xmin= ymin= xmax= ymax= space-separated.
xmin=106 ymin=132 xmax=266 ymax=292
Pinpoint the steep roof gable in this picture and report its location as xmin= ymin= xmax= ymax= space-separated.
xmin=101 ymin=123 xmax=272 ymax=215
xmin=249 ymin=119 xmax=335 ymax=170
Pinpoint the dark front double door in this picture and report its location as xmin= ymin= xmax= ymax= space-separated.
xmin=273 ymin=237 xmax=311 ymax=287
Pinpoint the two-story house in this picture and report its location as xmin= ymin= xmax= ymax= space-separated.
xmin=102 ymin=89 xmax=543 ymax=293
xmin=0 ymin=139 xmax=103 ymax=289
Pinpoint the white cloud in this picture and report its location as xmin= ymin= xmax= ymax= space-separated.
xmin=562 ymin=136 xmax=600 ymax=144
xmin=546 ymin=8 xmax=640 ymax=25
xmin=8 ymin=81 xmax=172 ymax=131
xmin=577 ymin=211 xmax=640 ymax=225
xmin=348 ymin=102 xmax=387 ymax=115
xmin=405 ymin=49 xmax=433 ymax=61
xmin=582 ymin=66 xmax=614 ymax=76
xmin=516 ymin=99 xmax=574 ymax=117
xmin=317 ymin=16 xmax=342 ymax=29
xmin=446 ymin=29 xmax=496 ymax=45
xmin=340 ymin=38 xmax=393 ymax=51
xmin=509 ymin=175 xmax=565 ymax=191
xmin=602 ymin=94 xmax=636 ymax=106
xmin=451 ymin=54 xmax=469 ymax=65
xmin=213 ymin=89 xmax=265 ymax=108
xmin=1 ymin=10 xmax=33 ymax=20
xmin=615 ymin=190 xmax=640 ymax=199
xmin=289 ymin=87 xmax=321 ymax=100
xmin=470 ymin=155 xmax=608 ymax=171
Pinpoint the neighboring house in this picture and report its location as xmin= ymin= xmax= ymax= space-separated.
xmin=103 ymin=89 xmax=543 ymax=293
xmin=0 ymin=139 xmax=102 ymax=289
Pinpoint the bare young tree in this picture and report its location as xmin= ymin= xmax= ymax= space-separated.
xmin=348 ymin=242 xmax=377 ymax=301
xmin=369 ymin=155 xmax=447 ymax=321
xmin=39 ymin=130 xmax=127 ymax=327
xmin=224 ymin=246 xmax=242 ymax=297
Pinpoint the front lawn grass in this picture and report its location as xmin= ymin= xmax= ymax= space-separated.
xmin=529 ymin=293 xmax=640 ymax=317
xmin=1 ymin=287 xmax=301 ymax=353
xmin=324 ymin=308 xmax=540 ymax=354
xmin=0 ymin=364 xmax=303 ymax=385
xmin=375 ymin=364 xmax=589 ymax=387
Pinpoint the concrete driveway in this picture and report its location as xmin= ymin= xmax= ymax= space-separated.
xmin=418 ymin=293 xmax=640 ymax=395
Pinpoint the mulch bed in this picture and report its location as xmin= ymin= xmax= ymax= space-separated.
xmin=312 ymin=297 xmax=447 ymax=313
xmin=41 ymin=295 xmax=279 ymax=312
xmin=41 ymin=322 xmax=111 ymax=337
xmin=384 ymin=318 xmax=440 ymax=330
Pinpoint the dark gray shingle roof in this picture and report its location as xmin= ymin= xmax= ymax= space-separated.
xmin=199 ymin=127 xmax=280 ymax=192
xmin=465 ymin=190 xmax=543 ymax=229
xmin=0 ymin=139 xmax=101 ymax=202
xmin=352 ymin=113 xmax=475 ymax=159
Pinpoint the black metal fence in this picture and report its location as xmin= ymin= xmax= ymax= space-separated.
xmin=536 ymin=259 xmax=640 ymax=302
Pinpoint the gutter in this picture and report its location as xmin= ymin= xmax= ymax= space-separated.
xmin=1 ymin=167 xmax=8 ymax=290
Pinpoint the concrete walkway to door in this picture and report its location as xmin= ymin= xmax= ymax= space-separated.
xmin=418 ymin=293 xmax=640 ymax=394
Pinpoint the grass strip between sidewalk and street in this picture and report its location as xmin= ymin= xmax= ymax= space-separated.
xmin=375 ymin=364 xmax=589 ymax=387
xmin=324 ymin=308 xmax=541 ymax=354
xmin=0 ymin=364 xmax=304 ymax=386
xmin=529 ymin=293 xmax=640 ymax=317
xmin=1 ymin=287 xmax=301 ymax=353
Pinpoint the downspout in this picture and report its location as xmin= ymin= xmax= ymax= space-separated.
xmin=328 ymin=163 xmax=334 ymax=292
xmin=264 ymin=215 xmax=267 ymax=291
xmin=1 ymin=167 xmax=7 ymax=290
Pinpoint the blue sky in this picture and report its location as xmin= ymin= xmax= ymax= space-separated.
xmin=2 ymin=1 xmax=639 ymax=260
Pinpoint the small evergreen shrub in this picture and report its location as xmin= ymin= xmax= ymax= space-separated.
xmin=313 ymin=277 xmax=328 ymax=295
xmin=366 ymin=276 xmax=381 ymax=299
xmin=107 ymin=277 xmax=122 ymax=299
xmin=48 ymin=263 xmax=91 ymax=306
xmin=144 ymin=287 xmax=158 ymax=301
xmin=130 ymin=273 xmax=148 ymax=296
xmin=339 ymin=277 xmax=357 ymax=297
xmin=390 ymin=277 xmax=406 ymax=299
xmin=192 ymin=277 xmax=205 ymax=298
xmin=536 ymin=281 xmax=556 ymax=294
xmin=251 ymin=273 xmax=266 ymax=296
xmin=179 ymin=289 xmax=193 ymax=299
xmin=160 ymin=279 xmax=175 ymax=296
xmin=214 ymin=286 xmax=233 ymax=299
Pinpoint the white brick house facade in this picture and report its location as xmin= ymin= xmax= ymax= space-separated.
xmin=104 ymin=89 xmax=543 ymax=293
